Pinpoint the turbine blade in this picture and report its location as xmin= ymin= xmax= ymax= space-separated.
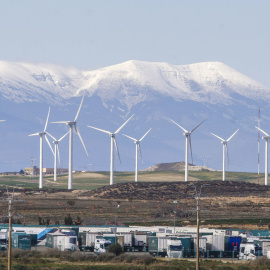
xmin=227 ymin=129 xmax=239 ymax=142
xmin=45 ymin=135 xmax=55 ymax=156
xmin=139 ymin=128 xmax=152 ymax=141
xmin=29 ymin=133 xmax=40 ymax=136
xmin=170 ymin=119 xmax=188 ymax=133
xmin=113 ymin=138 xmax=121 ymax=163
xmin=87 ymin=125 xmax=111 ymax=135
xmin=75 ymin=126 xmax=88 ymax=156
xmin=74 ymin=92 xmax=85 ymax=122
xmin=255 ymin=126 xmax=269 ymax=137
xmin=211 ymin=133 xmax=225 ymax=141
xmin=190 ymin=118 xmax=207 ymax=134
xmin=123 ymin=134 xmax=137 ymax=141
xmin=0 ymin=120 xmax=6 ymax=122
xmin=58 ymin=131 xmax=70 ymax=141
xmin=46 ymin=131 xmax=56 ymax=141
xmin=57 ymin=144 xmax=60 ymax=164
xmin=189 ymin=136 xmax=193 ymax=165
xmin=44 ymin=107 xmax=50 ymax=132
xmin=51 ymin=121 xmax=69 ymax=124
xmin=115 ymin=114 xmax=134 ymax=134
xmin=138 ymin=143 xmax=143 ymax=164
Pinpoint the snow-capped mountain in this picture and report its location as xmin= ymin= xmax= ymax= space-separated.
xmin=0 ymin=60 xmax=269 ymax=177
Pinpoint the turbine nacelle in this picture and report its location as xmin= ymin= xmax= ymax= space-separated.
xmin=68 ymin=121 xmax=76 ymax=126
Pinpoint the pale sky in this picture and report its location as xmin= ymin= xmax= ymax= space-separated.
xmin=0 ymin=1 xmax=270 ymax=87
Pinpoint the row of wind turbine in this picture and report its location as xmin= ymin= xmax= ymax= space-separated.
xmin=170 ymin=118 xmax=240 ymax=182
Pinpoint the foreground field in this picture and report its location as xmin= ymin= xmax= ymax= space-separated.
xmin=0 ymin=249 xmax=268 ymax=270
xmin=0 ymin=170 xmax=265 ymax=190
xmin=0 ymin=170 xmax=269 ymax=228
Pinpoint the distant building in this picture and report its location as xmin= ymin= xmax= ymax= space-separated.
xmin=25 ymin=166 xmax=39 ymax=175
xmin=24 ymin=167 xmax=68 ymax=175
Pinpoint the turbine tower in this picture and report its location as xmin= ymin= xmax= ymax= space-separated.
xmin=52 ymin=94 xmax=88 ymax=189
xmin=29 ymin=108 xmax=54 ymax=189
xmin=47 ymin=131 xmax=69 ymax=181
xmin=211 ymin=129 xmax=239 ymax=181
xmin=88 ymin=114 xmax=134 ymax=185
xmin=170 ymin=119 xmax=206 ymax=182
xmin=123 ymin=128 xmax=152 ymax=182
xmin=255 ymin=126 xmax=270 ymax=185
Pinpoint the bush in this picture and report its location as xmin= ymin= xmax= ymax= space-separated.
xmin=108 ymin=243 xmax=123 ymax=256
xmin=251 ymin=256 xmax=270 ymax=267
xmin=134 ymin=255 xmax=156 ymax=265
xmin=96 ymin=252 xmax=116 ymax=262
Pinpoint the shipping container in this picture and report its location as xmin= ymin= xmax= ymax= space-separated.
xmin=12 ymin=233 xmax=31 ymax=250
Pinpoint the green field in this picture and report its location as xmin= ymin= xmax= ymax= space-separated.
xmin=0 ymin=170 xmax=264 ymax=190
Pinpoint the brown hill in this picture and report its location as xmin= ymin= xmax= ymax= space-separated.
xmin=80 ymin=180 xmax=270 ymax=200
xmin=143 ymin=162 xmax=216 ymax=172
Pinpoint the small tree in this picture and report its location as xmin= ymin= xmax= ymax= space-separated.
xmin=64 ymin=214 xmax=73 ymax=225
xmin=108 ymin=243 xmax=123 ymax=256
xmin=75 ymin=216 xmax=83 ymax=225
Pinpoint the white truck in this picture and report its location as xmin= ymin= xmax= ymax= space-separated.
xmin=0 ymin=232 xmax=8 ymax=250
xmin=46 ymin=230 xmax=77 ymax=251
xmin=148 ymin=236 xmax=183 ymax=258
xmin=167 ymin=239 xmax=183 ymax=258
xmin=94 ymin=238 xmax=112 ymax=255
xmin=239 ymin=243 xmax=262 ymax=260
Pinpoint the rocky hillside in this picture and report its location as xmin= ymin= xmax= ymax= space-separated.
xmin=80 ymin=180 xmax=270 ymax=201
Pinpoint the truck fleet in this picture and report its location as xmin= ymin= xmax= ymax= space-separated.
xmin=1 ymin=225 xmax=270 ymax=260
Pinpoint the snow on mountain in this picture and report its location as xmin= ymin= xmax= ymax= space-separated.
xmin=0 ymin=60 xmax=83 ymax=104
xmin=0 ymin=60 xmax=268 ymax=108
xmin=81 ymin=60 xmax=269 ymax=108
xmin=0 ymin=59 xmax=269 ymax=176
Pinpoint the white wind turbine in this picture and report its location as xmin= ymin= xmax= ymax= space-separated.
xmin=29 ymin=108 xmax=54 ymax=189
xmin=52 ymin=94 xmax=88 ymax=190
xmin=88 ymin=114 xmax=134 ymax=185
xmin=255 ymin=126 xmax=270 ymax=185
xmin=47 ymin=131 xmax=70 ymax=181
xmin=123 ymin=128 xmax=152 ymax=182
xmin=170 ymin=119 xmax=206 ymax=182
xmin=211 ymin=129 xmax=239 ymax=181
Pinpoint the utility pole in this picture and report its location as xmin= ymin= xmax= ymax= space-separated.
xmin=188 ymin=183 xmax=209 ymax=270
xmin=8 ymin=199 xmax=12 ymax=270
xmin=1 ymin=185 xmax=24 ymax=270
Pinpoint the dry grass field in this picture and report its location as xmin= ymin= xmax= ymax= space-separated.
xmin=0 ymin=171 xmax=269 ymax=229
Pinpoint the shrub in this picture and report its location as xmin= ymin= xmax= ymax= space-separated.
xmin=134 ymin=255 xmax=156 ymax=265
xmin=96 ymin=252 xmax=116 ymax=262
xmin=251 ymin=256 xmax=270 ymax=267
xmin=67 ymin=200 xmax=75 ymax=206
xmin=108 ymin=243 xmax=123 ymax=256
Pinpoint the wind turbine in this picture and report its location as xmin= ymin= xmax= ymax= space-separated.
xmin=211 ymin=129 xmax=239 ymax=181
xmin=47 ymin=131 xmax=70 ymax=181
xmin=255 ymin=126 xmax=270 ymax=185
xmin=123 ymin=128 xmax=152 ymax=182
xmin=88 ymin=114 xmax=134 ymax=185
xmin=170 ymin=119 xmax=206 ymax=182
xmin=52 ymin=94 xmax=88 ymax=190
xmin=29 ymin=108 xmax=54 ymax=189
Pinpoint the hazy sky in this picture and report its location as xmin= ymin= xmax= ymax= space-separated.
xmin=1 ymin=1 xmax=270 ymax=86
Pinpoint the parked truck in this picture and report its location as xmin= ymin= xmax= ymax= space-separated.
xmin=0 ymin=232 xmax=7 ymax=250
xmin=78 ymin=232 xmax=98 ymax=251
xmin=46 ymin=230 xmax=77 ymax=251
xmin=239 ymin=243 xmax=262 ymax=260
xmin=148 ymin=236 xmax=183 ymax=257
xmin=94 ymin=238 xmax=112 ymax=254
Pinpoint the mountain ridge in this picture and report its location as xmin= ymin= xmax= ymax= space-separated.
xmin=0 ymin=60 xmax=267 ymax=108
